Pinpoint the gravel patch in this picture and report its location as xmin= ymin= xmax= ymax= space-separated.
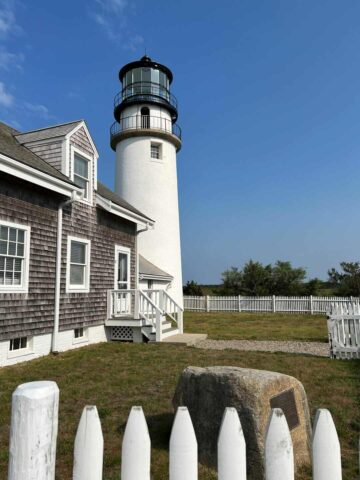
xmin=195 ymin=339 xmax=329 ymax=357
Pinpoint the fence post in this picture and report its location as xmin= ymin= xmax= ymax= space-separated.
xmin=170 ymin=407 xmax=197 ymax=480
xmin=178 ymin=310 xmax=184 ymax=334
xmin=272 ymin=295 xmax=276 ymax=313
xmin=218 ymin=407 xmax=246 ymax=480
xmin=122 ymin=406 xmax=151 ymax=480
xmin=73 ymin=406 xmax=103 ymax=480
xmin=206 ymin=295 xmax=210 ymax=312
xmin=310 ymin=295 xmax=314 ymax=315
xmin=312 ymin=409 xmax=342 ymax=480
xmin=238 ymin=295 xmax=242 ymax=313
xmin=8 ymin=381 xmax=59 ymax=480
xmin=265 ymin=408 xmax=294 ymax=480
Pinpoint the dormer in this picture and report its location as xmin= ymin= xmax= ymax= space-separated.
xmin=15 ymin=120 xmax=98 ymax=206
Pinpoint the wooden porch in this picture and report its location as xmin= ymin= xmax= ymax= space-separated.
xmin=106 ymin=289 xmax=183 ymax=342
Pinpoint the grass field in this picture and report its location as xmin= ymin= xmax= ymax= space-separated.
xmin=0 ymin=337 xmax=358 ymax=479
xmin=184 ymin=311 xmax=328 ymax=342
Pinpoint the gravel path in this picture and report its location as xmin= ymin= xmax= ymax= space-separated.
xmin=195 ymin=339 xmax=329 ymax=357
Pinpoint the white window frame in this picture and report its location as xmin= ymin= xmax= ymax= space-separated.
xmin=73 ymin=327 xmax=88 ymax=345
xmin=0 ymin=220 xmax=31 ymax=294
xmin=70 ymin=146 xmax=93 ymax=205
xmin=150 ymin=142 xmax=162 ymax=161
xmin=66 ymin=236 xmax=91 ymax=293
xmin=7 ymin=336 xmax=33 ymax=359
xmin=114 ymin=245 xmax=131 ymax=290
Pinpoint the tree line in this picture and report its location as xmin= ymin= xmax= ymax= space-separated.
xmin=183 ymin=260 xmax=360 ymax=297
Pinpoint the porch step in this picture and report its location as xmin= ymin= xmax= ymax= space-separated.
xmin=161 ymin=327 xmax=179 ymax=339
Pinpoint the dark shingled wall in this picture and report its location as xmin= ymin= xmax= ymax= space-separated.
xmin=0 ymin=173 xmax=137 ymax=340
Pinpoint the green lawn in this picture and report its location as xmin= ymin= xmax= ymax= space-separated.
xmin=184 ymin=311 xmax=328 ymax=342
xmin=0 ymin=342 xmax=358 ymax=480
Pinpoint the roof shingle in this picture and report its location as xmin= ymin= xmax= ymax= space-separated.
xmin=0 ymin=122 xmax=75 ymax=184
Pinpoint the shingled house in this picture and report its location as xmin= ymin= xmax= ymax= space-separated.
xmin=0 ymin=120 xmax=182 ymax=367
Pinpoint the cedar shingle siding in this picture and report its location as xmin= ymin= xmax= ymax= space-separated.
xmin=0 ymin=121 xmax=140 ymax=345
xmin=59 ymin=202 xmax=136 ymax=331
xmin=0 ymin=174 xmax=136 ymax=340
xmin=26 ymin=141 xmax=63 ymax=171
xmin=0 ymin=174 xmax=59 ymax=340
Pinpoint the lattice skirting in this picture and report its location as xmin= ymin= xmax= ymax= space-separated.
xmin=111 ymin=326 xmax=133 ymax=342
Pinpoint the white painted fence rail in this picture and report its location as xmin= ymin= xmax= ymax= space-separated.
xmin=6 ymin=381 xmax=359 ymax=479
xmin=184 ymin=295 xmax=359 ymax=315
xmin=327 ymin=302 xmax=360 ymax=359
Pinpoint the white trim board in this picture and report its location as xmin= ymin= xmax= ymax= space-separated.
xmin=0 ymin=152 xmax=81 ymax=198
xmin=96 ymin=193 xmax=154 ymax=228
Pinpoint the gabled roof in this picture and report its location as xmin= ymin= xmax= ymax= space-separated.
xmin=96 ymin=182 xmax=154 ymax=222
xmin=15 ymin=120 xmax=82 ymax=143
xmin=0 ymin=122 xmax=75 ymax=185
xmin=139 ymin=255 xmax=173 ymax=280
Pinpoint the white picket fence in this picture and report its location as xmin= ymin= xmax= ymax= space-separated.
xmin=6 ymin=380 xmax=359 ymax=480
xmin=184 ymin=295 xmax=359 ymax=315
xmin=327 ymin=302 xmax=360 ymax=359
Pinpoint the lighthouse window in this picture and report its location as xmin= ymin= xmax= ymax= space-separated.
xmin=151 ymin=143 xmax=161 ymax=160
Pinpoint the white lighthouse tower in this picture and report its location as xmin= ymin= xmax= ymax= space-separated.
xmin=110 ymin=55 xmax=183 ymax=306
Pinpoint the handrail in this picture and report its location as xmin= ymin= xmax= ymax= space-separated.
xmin=110 ymin=116 xmax=181 ymax=141
xmin=162 ymin=290 xmax=184 ymax=334
xmin=114 ymin=82 xmax=178 ymax=110
xmin=138 ymin=289 xmax=164 ymax=341
xmin=139 ymin=289 xmax=163 ymax=314
xmin=163 ymin=290 xmax=184 ymax=312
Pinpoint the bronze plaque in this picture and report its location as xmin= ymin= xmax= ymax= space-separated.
xmin=270 ymin=388 xmax=299 ymax=430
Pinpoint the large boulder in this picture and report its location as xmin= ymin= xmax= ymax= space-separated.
xmin=173 ymin=366 xmax=311 ymax=479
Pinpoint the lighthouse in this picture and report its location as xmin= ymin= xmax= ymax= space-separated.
xmin=110 ymin=55 xmax=183 ymax=307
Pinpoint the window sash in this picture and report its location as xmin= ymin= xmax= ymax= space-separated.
xmin=10 ymin=337 xmax=27 ymax=351
xmin=151 ymin=145 xmax=160 ymax=159
xmin=74 ymin=328 xmax=84 ymax=338
xmin=0 ymin=225 xmax=26 ymax=287
xmin=69 ymin=241 xmax=88 ymax=287
xmin=73 ymin=154 xmax=90 ymax=199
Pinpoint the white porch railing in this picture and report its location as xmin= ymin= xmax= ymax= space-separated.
xmin=107 ymin=289 xmax=184 ymax=341
xmin=138 ymin=289 xmax=164 ymax=341
xmin=7 ymin=380 xmax=356 ymax=480
xmin=163 ymin=290 xmax=183 ymax=334
xmin=327 ymin=302 xmax=360 ymax=359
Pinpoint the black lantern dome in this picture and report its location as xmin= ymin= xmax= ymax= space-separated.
xmin=113 ymin=55 xmax=178 ymax=123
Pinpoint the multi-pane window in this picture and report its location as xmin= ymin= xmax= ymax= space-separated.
xmin=67 ymin=237 xmax=90 ymax=292
xmin=74 ymin=154 xmax=90 ymax=200
xmin=0 ymin=223 xmax=29 ymax=291
xmin=151 ymin=144 xmax=160 ymax=159
xmin=74 ymin=328 xmax=84 ymax=338
xmin=10 ymin=336 xmax=27 ymax=351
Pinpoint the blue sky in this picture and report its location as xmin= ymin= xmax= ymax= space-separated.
xmin=1 ymin=0 xmax=360 ymax=283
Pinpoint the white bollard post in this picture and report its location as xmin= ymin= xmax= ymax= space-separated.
xmin=265 ymin=408 xmax=294 ymax=480
xmin=170 ymin=407 xmax=198 ymax=480
xmin=312 ymin=409 xmax=342 ymax=480
xmin=73 ymin=406 xmax=103 ymax=480
xmin=218 ymin=407 xmax=246 ymax=480
xmin=8 ymin=381 xmax=59 ymax=480
xmin=121 ymin=406 xmax=151 ymax=480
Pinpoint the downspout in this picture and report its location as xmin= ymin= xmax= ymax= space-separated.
xmin=52 ymin=191 xmax=79 ymax=353
xmin=135 ymin=223 xmax=150 ymax=289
